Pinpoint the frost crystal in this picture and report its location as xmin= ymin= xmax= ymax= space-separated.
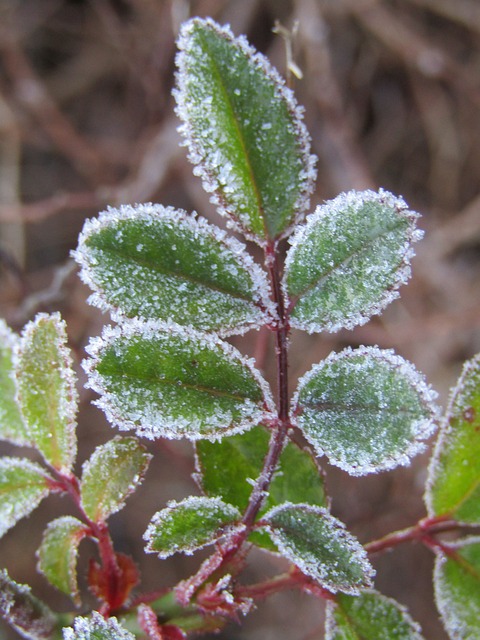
xmin=263 ymin=503 xmax=375 ymax=594
xmin=284 ymin=189 xmax=423 ymax=333
xmin=0 ymin=569 xmax=57 ymax=640
xmin=16 ymin=313 xmax=78 ymax=473
xmin=292 ymin=346 xmax=439 ymax=476
xmin=434 ymin=537 xmax=480 ymax=640
xmin=425 ymin=352 xmax=480 ymax=522
xmin=63 ymin=611 xmax=135 ymax=640
xmin=83 ymin=319 xmax=274 ymax=441
xmin=144 ymin=495 xmax=242 ymax=558
xmin=0 ymin=457 xmax=53 ymax=538
xmin=73 ymin=203 xmax=276 ymax=335
xmin=175 ymin=18 xmax=316 ymax=243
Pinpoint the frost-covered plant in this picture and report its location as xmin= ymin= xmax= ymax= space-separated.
xmin=1 ymin=16 xmax=480 ymax=640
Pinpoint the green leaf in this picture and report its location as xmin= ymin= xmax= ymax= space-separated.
xmin=196 ymin=426 xmax=326 ymax=512
xmin=175 ymin=18 xmax=316 ymax=243
xmin=0 ymin=457 xmax=54 ymax=538
xmin=262 ymin=503 xmax=374 ymax=594
xmin=426 ymin=353 xmax=480 ymax=523
xmin=292 ymin=346 xmax=438 ymax=476
xmin=0 ymin=569 xmax=59 ymax=640
xmin=434 ymin=538 xmax=480 ymax=639
xmin=16 ymin=313 xmax=78 ymax=473
xmin=196 ymin=427 xmax=327 ymax=551
xmin=74 ymin=205 xmax=274 ymax=335
xmin=63 ymin=612 xmax=135 ymax=640
xmin=144 ymin=496 xmax=241 ymax=558
xmin=80 ymin=436 xmax=151 ymax=523
xmin=37 ymin=516 xmax=90 ymax=605
xmin=0 ymin=320 xmax=29 ymax=446
xmin=326 ymin=590 xmax=425 ymax=639
xmin=85 ymin=320 xmax=274 ymax=441
xmin=284 ymin=189 xmax=422 ymax=333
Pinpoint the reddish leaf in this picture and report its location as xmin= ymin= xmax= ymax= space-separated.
xmin=88 ymin=553 xmax=139 ymax=610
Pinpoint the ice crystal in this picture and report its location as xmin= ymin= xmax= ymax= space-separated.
xmin=63 ymin=611 xmax=135 ymax=640
xmin=74 ymin=203 xmax=276 ymax=336
xmin=83 ymin=319 xmax=274 ymax=441
xmin=284 ymin=189 xmax=422 ymax=333
xmin=175 ymin=18 xmax=316 ymax=243
xmin=263 ymin=503 xmax=374 ymax=594
xmin=292 ymin=346 xmax=439 ymax=476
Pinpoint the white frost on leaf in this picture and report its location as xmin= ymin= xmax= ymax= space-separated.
xmin=434 ymin=537 xmax=480 ymax=640
xmin=63 ymin=611 xmax=135 ymax=640
xmin=175 ymin=17 xmax=316 ymax=244
xmin=0 ymin=319 xmax=29 ymax=447
xmin=73 ymin=203 xmax=276 ymax=335
xmin=16 ymin=313 xmax=78 ymax=473
xmin=83 ymin=318 xmax=275 ymax=441
xmin=0 ymin=569 xmax=57 ymax=640
xmin=284 ymin=189 xmax=423 ymax=333
xmin=0 ymin=457 xmax=54 ymax=538
xmin=143 ymin=495 xmax=242 ymax=559
xmin=291 ymin=346 xmax=439 ymax=476
xmin=424 ymin=352 xmax=480 ymax=520
xmin=325 ymin=590 xmax=425 ymax=639
xmin=80 ymin=436 xmax=152 ymax=522
xmin=262 ymin=502 xmax=374 ymax=594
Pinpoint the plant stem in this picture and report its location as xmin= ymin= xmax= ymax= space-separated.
xmin=365 ymin=516 xmax=463 ymax=555
xmin=242 ymin=240 xmax=291 ymax=529
xmin=175 ymin=240 xmax=293 ymax=604
xmin=50 ymin=469 xmax=122 ymax=613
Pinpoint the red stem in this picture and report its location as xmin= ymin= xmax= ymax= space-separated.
xmin=49 ymin=469 xmax=121 ymax=613
xmin=365 ymin=516 xmax=464 ymax=555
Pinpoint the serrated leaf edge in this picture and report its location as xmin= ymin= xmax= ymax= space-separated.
xmin=325 ymin=589 xmax=425 ymax=640
xmin=433 ymin=535 xmax=480 ymax=640
xmin=262 ymin=502 xmax=375 ymax=594
xmin=36 ymin=516 xmax=90 ymax=606
xmin=0 ymin=319 xmax=29 ymax=447
xmin=0 ymin=456 xmax=55 ymax=538
xmin=174 ymin=17 xmax=316 ymax=245
xmin=80 ymin=435 xmax=152 ymax=522
xmin=425 ymin=352 xmax=480 ymax=520
xmin=83 ymin=318 xmax=275 ymax=442
xmin=291 ymin=345 xmax=439 ymax=476
xmin=143 ymin=495 xmax=243 ymax=559
xmin=73 ymin=203 xmax=277 ymax=335
xmin=16 ymin=312 xmax=78 ymax=473
xmin=283 ymin=189 xmax=423 ymax=334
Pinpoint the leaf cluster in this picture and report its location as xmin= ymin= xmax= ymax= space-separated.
xmin=1 ymin=16 xmax=479 ymax=640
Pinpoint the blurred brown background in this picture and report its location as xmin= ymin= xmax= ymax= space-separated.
xmin=1 ymin=0 xmax=480 ymax=638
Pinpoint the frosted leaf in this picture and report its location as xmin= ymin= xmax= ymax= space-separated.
xmin=262 ymin=503 xmax=374 ymax=594
xmin=0 ymin=569 xmax=57 ymax=640
xmin=0 ymin=457 xmax=54 ymax=539
xmin=144 ymin=495 xmax=242 ymax=558
xmin=62 ymin=612 xmax=135 ymax=640
xmin=84 ymin=319 xmax=274 ymax=441
xmin=292 ymin=346 xmax=438 ymax=476
xmin=325 ymin=589 xmax=425 ymax=639
xmin=434 ymin=537 xmax=480 ymax=639
xmin=284 ymin=189 xmax=422 ymax=333
xmin=175 ymin=18 xmax=316 ymax=244
xmin=37 ymin=516 xmax=90 ymax=605
xmin=80 ymin=436 xmax=152 ymax=523
xmin=15 ymin=313 xmax=78 ymax=473
xmin=0 ymin=320 xmax=28 ymax=446
xmin=426 ymin=353 xmax=480 ymax=523
xmin=74 ymin=204 xmax=275 ymax=336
